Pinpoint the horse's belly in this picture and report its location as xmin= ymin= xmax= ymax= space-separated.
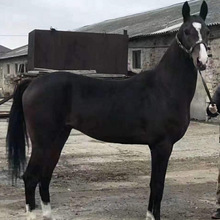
xmin=81 ymin=131 xmax=149 ymax=144
xmin=69 ymin=117 xmax=149 ymax=144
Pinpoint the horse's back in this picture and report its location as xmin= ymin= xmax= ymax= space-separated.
xmin=22 ymin=70 xmax=189 ymax=145
xmin=22 ymin=72 xmax=153 ymax=144
xmin=23 ymin=71 xmax=132 ymax=112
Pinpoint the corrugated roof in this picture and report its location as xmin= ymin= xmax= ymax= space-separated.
xmin=130 ymin=22 xmax=220 ymax=40
xmin=77 ymin=0 xmax=220 ymax=38
xmin=1 ymin=0 xmax=219 ymax=60
xmin=0 ymin=45 xmax=27 ymax=60
xmin=0 ymin=45 xmax=11 ymax=55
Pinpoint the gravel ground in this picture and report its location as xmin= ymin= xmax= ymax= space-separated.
xmin=0 ymin=119 xmax=219 ymax=220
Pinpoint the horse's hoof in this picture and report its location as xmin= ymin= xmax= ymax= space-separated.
xmin=146 ymin=211 xmax=155 ymax=220
xmin=26 ymin=212 xmax=37 ymax=220
xmin=212 ymin=208 xmax=220 ymax=219
xmin=43 ymin=214 xmax=56 ymax=220
xmin=43 ymin=217 xmax=56 ymax=220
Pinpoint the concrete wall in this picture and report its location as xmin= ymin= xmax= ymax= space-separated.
xmin=190 ymin=73 xmax=207 ymax=120
xmin=128 ymin=25 xmax=220 ymax=121
xmin=0 ymin=25 xmax=219 ymax=121
xmin=204 ymin=29 xmax=220 ymax=95
xmin=193 ymin=25 xmax=220 ymax=120
xmin=128 ymin=34 xmax=173 ymax=72
xmin=0 ymin=56 xmax=27 ymax=96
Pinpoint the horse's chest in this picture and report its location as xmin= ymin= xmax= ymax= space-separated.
xmin=140 ymin=110 xmax=190 ymax=144
xmin=165 ymin=115 xmax=190 ymax=143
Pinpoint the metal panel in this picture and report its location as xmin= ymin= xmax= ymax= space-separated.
xmin=28 ymin=30 xmax=128 ymax=74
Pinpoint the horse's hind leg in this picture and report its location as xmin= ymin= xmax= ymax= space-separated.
xmin=23 ymin=147 xmax=44 ymax=220
xmin=39 ymin=127 xmax=71 ymax=220
xmin=23 ymin=126 xmax=70 ymax=220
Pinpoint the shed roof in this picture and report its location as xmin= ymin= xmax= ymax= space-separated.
xmin=77 ymin=0 xmax=220 ymax=38
xmin=0 ymin=45 xmax=27 ymax=60
xmin=0 ymin=45 xmax=11 ymax=55
xmin=1 ymin=0 xmax=219 ymax=60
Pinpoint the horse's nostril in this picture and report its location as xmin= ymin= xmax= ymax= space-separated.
xmin=196 ymin=58 xmax=206 ymax=70
xmin=197 ymin=58 xmax=203 ymax=66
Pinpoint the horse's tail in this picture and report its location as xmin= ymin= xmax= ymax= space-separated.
xmin=6 ymin=79 xmax=32 ymax=183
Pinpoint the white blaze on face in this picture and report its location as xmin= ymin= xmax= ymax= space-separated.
xmin=193 ymin=22 xmax=202 ymax=42
xmin=192 ymin=22 xmax=208 ymax=65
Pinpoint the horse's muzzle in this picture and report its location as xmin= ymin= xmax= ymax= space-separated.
xmin=197 ymin=58 xmax=207 ymax=71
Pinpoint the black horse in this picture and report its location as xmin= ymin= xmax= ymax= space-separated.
xmin=6 ymin=1 xmax=209 ymax=220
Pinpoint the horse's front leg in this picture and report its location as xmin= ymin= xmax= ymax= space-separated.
xmin=148 ymin=140 xmax=173 ymax=220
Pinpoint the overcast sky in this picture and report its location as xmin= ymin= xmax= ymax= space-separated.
xmin=0 ymin=0 xmax=186 ymax=49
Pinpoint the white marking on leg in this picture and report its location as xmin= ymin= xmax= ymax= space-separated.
xmin=146 ymin=211 xmax=155 ymax=220
xmin=41 ymin=200 xmax=54 ymax=219
xmin=26 ymin=205 xmax=37 ymax=220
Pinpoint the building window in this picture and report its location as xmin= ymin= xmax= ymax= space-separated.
xmin=17 ymin=63 xmax=28 ymax=74
xmin=7 ymin=64 xmax=10 ymax=74
xmin=15 ymin=63 xmax=18 ymax=73
xmin=25 ymin=63 xmax=28 ymax=73
xmin=19 ymin=64 xmax=24 ymax=73
xmin=132 ymin=50 xmax=141 ymax=69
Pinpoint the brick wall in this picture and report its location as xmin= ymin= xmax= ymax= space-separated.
xmin=0 ymin=56 xmax=27 ymax=96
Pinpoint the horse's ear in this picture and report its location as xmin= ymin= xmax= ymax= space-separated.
xmin=200 ymin=1 xmax=208 ymax=21
xmin=182 ymin=1 xmax=190 ymax=22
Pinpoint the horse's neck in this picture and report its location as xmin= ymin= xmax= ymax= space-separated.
xmin=158 ymin=40 xmax=196 ymax=76
xmin=156 ymin=40 xmax=198 ymax=100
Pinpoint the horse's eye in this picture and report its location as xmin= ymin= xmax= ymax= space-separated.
xmin=184 ymin=29 xmax=190 ymax=36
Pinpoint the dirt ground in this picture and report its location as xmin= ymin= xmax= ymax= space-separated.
xmin=0 ymin=118 xmax=219 ymax=220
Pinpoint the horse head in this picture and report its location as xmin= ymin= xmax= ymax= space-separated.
xmin=176 ymin=1 xmax=209 ymax=71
